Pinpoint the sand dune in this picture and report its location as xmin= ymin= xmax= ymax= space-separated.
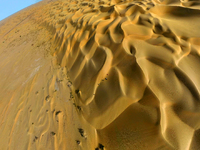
xmin=0 ymin=0 xmax=200 ymax=149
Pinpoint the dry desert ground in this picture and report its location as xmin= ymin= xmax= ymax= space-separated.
xmin=0 ymin=0 xmax=200 ymax=149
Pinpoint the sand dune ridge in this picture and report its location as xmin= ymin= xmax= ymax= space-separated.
xmin=0 ymin=0 xmax=200 ymax=149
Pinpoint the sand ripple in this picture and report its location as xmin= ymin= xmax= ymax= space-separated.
xmin=36 ymin=0 xmax=200 ymax=149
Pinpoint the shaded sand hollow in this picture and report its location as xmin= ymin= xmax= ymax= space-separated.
xmin=0 ymin=0 xmax=200 ymax=149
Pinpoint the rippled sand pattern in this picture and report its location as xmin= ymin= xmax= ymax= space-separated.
xmin=1 ymin=0 xmax=200 ymax=149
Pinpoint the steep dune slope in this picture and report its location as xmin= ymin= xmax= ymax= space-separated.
xmin=0 ymin=0 xmax=200 ymax=149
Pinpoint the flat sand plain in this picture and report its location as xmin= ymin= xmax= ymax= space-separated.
xmin=0 ymin=0 xmax=200 ymax=149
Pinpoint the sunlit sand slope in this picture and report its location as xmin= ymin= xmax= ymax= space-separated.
xmin=0 ymin=0 xmax=200 ymax=149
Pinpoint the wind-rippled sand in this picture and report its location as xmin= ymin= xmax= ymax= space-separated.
xmin=0 ymin=0 xmax=200 ymax=149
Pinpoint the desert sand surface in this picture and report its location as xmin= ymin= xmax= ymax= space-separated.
xmin=0 ymin=0 xmax=200 ymax=149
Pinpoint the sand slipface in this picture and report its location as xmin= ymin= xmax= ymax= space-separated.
xmin=0 ymin=0 xmax=200 ymax=149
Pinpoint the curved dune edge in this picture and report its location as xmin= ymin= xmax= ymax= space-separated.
xmin=0 ymin=0 xmax=200 ymax=149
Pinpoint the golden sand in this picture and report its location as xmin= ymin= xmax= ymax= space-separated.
xmin=0 ymin=0 xmax=200 ymax=149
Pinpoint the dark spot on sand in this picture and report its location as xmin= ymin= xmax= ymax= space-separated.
xmin=76 ymin=140 xmax=81 ymax=145
xmin=75 ymin=89 xmax=79 ymax=94
xmin=55 ymin=111 xmax=61 ymax=115
xmin=99 ymin=143 xmax=104 ymax=150
xmin=78 ymin=128 xmax=85 ymax=137
xmin=45 ymin=95 xmax=50 ymax=101
xmin=33 ymin=136 xmax=38 ymax=142
xmin=77 ymin=106 xmax=81 ymax=111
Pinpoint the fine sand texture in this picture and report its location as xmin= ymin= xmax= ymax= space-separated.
xmin=1 ymin=0 xmax=200 ymax=149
